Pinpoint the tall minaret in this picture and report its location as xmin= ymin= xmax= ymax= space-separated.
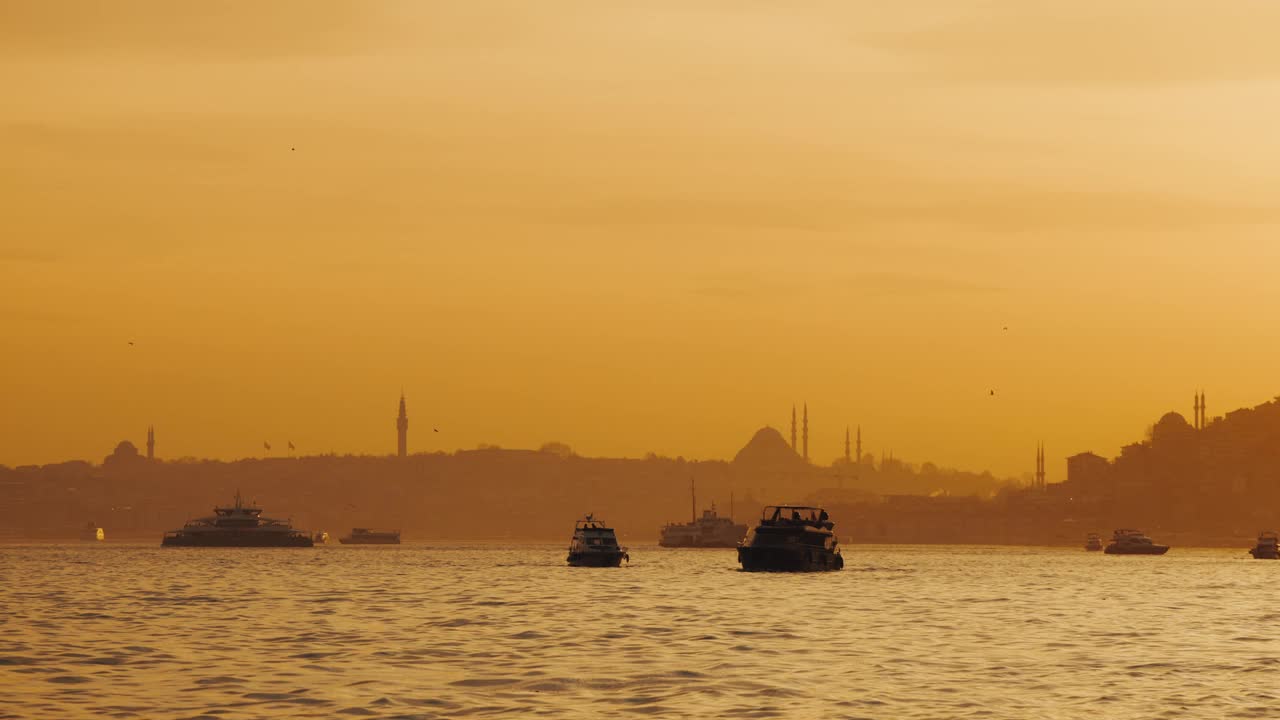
xmin=1035 ymin=443 xmax=1046 ymax=490
xmin=802 ymin=403 xmax=809 ymax=462
xmin=146 ymin=425 xmax=155 ymax=460
xmin=856 ymin=426 xmax=862 ymax=465
xmin=396 ymin=392 xmax=409 ymax=458
xmin=790 ymin=405 xmax=797 ymax=451
xmin=844 ymin=426 xmax=851 ymax=463
xmin=1193 ymin=391 xmax=1200 ymax=429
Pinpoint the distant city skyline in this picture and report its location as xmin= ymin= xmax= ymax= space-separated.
xmin=3 ymin=386 xmax=1247 ymax=488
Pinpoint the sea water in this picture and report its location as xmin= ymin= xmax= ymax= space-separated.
xmin=2 ymin=543 xmax=1277 ymax=719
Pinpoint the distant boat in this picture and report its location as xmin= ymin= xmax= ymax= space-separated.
xmin=338 ymin=528 xmax=400 ymax=545
xmin=161 ymin=491 xmax=313 ymax=547
xmin=738 ymin=505 xmax=844 ymax=572
xmin=567 ymin=514 xmax=629 ymax=567
xmin=80 ymin=522 xmax=104 ymax=542
xmin=313 ymin=531 xmax=330 ymax=545
xmin=1085 ymin=533 xmax=1103 ymax=551
xmin=659 ymin=480 xmax=747 ymax=548
xmin=1250 ymin=531 xmax=1279 ymax=559
xmin=1104 ymin=529 xmax=1169 ymax=555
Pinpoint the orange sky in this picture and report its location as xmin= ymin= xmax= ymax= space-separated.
xmin=4 ymin=1 xmax=1280 ymax=476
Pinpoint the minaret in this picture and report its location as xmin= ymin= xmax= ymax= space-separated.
xmin=396 ymin=392 xmax=408 ymax=458
xmin=1193 ymin=391 xmax=1200 ymax=429
xmin=802 ymin=403 xmax=809 ymax=462
xmin=844 ymin=426 xmax=851 ymax=463
xmin=146 ymin=425 xmax=155 ymax=460
xmin=856 ymin=426 xmax=862 ymax=466
xmin=790 ymin=405 xmax=797 ymax=451
xmin=1035 ymin=443 xmax=1046 ymax=490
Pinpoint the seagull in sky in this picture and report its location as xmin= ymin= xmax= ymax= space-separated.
xmin=989 ymin=389 xmax=996 ymax=396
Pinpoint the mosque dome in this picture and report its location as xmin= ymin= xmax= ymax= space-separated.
xmin=104 ymin=440 xmax=142 ymax=467
xmin=732 ymin=426 xmax=805 ymax=470
xmin=1152 ymin=411 xmax=1193 ymax=448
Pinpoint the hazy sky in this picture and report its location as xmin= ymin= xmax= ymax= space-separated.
xmin=4 ymin=1 xmax=1280 ymax=476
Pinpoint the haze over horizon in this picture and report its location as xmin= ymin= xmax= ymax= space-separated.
xmin=5 ymin=2 xmax=1280 ymax=474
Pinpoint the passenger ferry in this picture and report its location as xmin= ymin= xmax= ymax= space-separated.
xmin=161 ymin=491 xmax=313 ymax=547
xmin=567 ymin=514 xmax=629 ymax=567
xmin=738 ymin=505 xmax=844 ymax=571
xmin=339 ymin=528 xmax=401 ymax=545
xmin=659 ymin=483 xmax=747 ymax=547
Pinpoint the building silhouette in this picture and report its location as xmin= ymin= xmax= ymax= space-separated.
xmin=146 ymin=425 xmax=155 ymax=460
xmin=790 ymin=405 xmax=797 ymax=451
xmin=396 ymin=393 xmax=408 ymax=458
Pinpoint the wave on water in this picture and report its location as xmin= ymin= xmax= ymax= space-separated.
xmin=3 ymin=544 xmax=1277 ymax=719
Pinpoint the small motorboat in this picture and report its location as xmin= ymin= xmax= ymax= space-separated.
xmin=1104 ymin=528 xmax=1169 ymax=555
xmin=737 ymin=505 xmax=844 ymax=572
xmin=1250 ymin=531 xmax=1279 ymax=559
xmin=1085 ymin=533 xmax=1103 ymax=551
xmin=567 ymin=514 xmax=629 ymax=567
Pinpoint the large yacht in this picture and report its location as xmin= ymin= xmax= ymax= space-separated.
xmin=161 ymin=491 xmax=314 ymax=547
xmin=659 ymin=482 xmax=747 ymax=548
xmin=1103 ymin=528 xmax=1169 ymax=555
xmin=1250 ymin=531 xmax=1279 ymax=559
xmin=567 ymin=514 xmax=629 ymax=567
xmin=339 ymin=528 xmax=401 ymax=545
xmin=738 ymin=505 xmax=844 ymax=571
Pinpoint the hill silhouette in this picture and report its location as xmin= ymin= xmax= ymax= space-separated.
xmin=0 ymin=427 xmax=1013 ymax=542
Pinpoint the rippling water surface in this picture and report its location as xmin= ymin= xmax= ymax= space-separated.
xmin=3 ymin=543 xmax=1279 ymax=719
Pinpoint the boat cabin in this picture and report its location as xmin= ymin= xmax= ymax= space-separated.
xmin=760 ymin=505 xmax=834 ymax=530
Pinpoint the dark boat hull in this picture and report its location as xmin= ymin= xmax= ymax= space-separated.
xmin=1250 ymin=548 xmax=1279 ymax=559
xmin=567 ymin=551 xmax=626 ymax=567
xmin=339 ymin=537 xmax=400 ymax=545
xmin=738 ymin=545 xmax=843 ymax=572
xmin=162 ymin=534 xmax=313 ymax=548
xmin=1104 ymin=545 xmax=1169 ymax=555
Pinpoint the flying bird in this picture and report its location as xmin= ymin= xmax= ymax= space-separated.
xmin=433 ymin=428 xmax=439 ymax=433
xmin=128 ymin=341 xmax=134 ymax=346
xmin=989 ymin=389 xmax=996 ymax=396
